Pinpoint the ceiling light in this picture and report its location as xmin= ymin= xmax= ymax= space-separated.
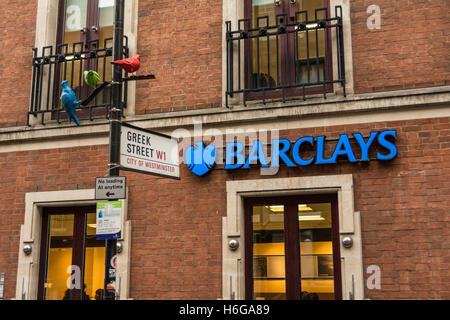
xmin=298 ymin=211 xmax=325 ymax=221
xmin=295 ymin=23 xmax=319 ymax=31
xmin=298 ymin=204 xmax=313 ymax=212
xmin=298 ymin=215 xmax=325 ymax=221
xmin=306 ymin=23 xmax=319 ymax=29
xmin=266 ymin=205 xmax=284 ymax=213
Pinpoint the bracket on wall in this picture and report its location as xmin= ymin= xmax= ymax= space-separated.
xmin=79 ymin=74 xmax=156 ymax=106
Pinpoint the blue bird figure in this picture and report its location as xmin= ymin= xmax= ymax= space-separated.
xmin=185 ymin=141 xmax=216 ymax=176
xmin=60 ymin=80 xmax=81 ymax=126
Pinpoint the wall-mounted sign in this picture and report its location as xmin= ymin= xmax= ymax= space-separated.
xmin=120 ymin=123 xmax=180 ymax=179
xmin=95 ymin=176 xmax=126 ymax=200
xmin=96 ymin=201 xmax=122 ymax=240
xmin=185 ymin=130 xmax=398 ymax=176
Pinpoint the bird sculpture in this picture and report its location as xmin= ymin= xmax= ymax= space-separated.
xmin=60 ymin=80 xmax=81 ymax=126
xmin=84 ymin=70 xmax=100 ymax=89
xmin=111 ymin=54 xmax=141 ymax=75
xmin=185 ymin=141 xmax=216 ymax=176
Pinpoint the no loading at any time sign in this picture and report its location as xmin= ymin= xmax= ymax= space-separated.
xmin=95 ymin=176 xmax=126 ymax=200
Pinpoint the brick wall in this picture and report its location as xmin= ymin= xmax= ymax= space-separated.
xmin=0 ymin=0 xmax=37 ymax=127
xmin=351 ymin=0 xmax=450 ymax=93
xmin=135 ymin=0 xmax=223 ymax=115
xmin=0 ymin=116 xmax=449 ymax=299
xmin=0 ymin=1 xmax=449 ymax=127
xmin=134 ymin=0 xmax=450 ymax=111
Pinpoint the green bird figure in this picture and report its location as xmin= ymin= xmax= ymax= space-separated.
xmin=84 ymin=70 xmax=100 ymax=89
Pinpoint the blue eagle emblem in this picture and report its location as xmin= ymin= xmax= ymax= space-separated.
xmin=185 ymin=141 xmax=216 ymax=176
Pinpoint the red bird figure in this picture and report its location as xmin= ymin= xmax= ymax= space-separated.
xmin=111 ymin=54 xmax=141 ymax=74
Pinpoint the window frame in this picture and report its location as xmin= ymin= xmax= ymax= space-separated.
xmin=53 ymin=0 xmax=112 ymax=120
xmin=29 ymin=0 xmax=138 ymax=127
xmin=244 ymin=193 xmax=342 ymax=300
xmin=17 ymin=189 xmax=130 ymax=300
xmin=222 ymin=0 xmax=355 ymax=107
xmin=56 ymin=0 xmax=101 ymax=48
xmin=242 ymin=0 xmax=334 ymax=102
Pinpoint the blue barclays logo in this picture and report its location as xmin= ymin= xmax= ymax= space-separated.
xmin=185 ymin=130 xmax=398 ymax=176
xmin=185 ymin=141 xmax=216 ymax=176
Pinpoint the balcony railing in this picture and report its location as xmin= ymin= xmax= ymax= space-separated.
xmin=225 ymin=6 xmax=346 ymax=107
xmin=28 ymin=37 xmax=129 ymax=126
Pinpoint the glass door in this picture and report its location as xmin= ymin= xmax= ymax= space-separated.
xmin=38 ymin=206 xmax=106 ymax=300
xmin=298 ymin=202 xmax=338 ymax=300
xmin=245 ymin=194 xmax=341 ymax=300
xmin=251 ymin=204 xmax=287 ymax=300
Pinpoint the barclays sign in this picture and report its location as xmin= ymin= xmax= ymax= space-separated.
xmin=185 ymin=130 xmax=397 ymax=176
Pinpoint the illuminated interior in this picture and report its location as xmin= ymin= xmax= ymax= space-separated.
xmin=84 ymin=212 xmax=106 ymax=300
xmin=252 ymin=202 xmax=335 ymax=300
xmin=45 ymin=214 xmax=74 ymax=300
xmin=252 ymin=204 xmax=286 ymax=300
xmin=44 ymin=211 xmax=105 ymax=300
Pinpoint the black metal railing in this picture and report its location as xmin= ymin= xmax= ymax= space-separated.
xmin=28 ymin=37 xmax=129 ymax=126
xmin=225 ymin=6 xmax=346 ymax=107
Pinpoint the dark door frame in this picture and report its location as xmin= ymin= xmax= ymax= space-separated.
xmin=37 ymin=205 xmax=97 ymax=300
xmin=244 ymin=193 xmax=342 ymax=300
xmin=56 ymin=0 xmax=100 ymax=48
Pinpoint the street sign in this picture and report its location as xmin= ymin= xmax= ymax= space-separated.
xmin=120 ymin=123 xmax=180 ymax=179
xmin=95 ymin=176 xmax=126 ymax=200
xmin=96 ymin=201 xmax=122 ymax=240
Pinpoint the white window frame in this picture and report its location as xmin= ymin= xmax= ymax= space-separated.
xmin=222 ymin=174 xmax=364 ymax=300
xmin=15 ymin=188 xmax=131 ymax=300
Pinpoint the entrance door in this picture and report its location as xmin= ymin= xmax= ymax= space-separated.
xmin=37 ymin=206 xmax=106 ymax=300
xmin=244 ymin=194 xmax=342 ymax=300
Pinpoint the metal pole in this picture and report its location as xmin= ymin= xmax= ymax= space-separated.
xmin=104 ymin=0 xmax=124 ymax=300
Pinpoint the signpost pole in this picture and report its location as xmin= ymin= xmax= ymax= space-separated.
xmin=104 ymin=0 xmax=124 ymax=300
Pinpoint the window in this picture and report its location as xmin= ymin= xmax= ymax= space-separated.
xmin=55 ymin=0 xmax=115 ymax=113
xmin=244 ymin=194 xmax=342 ymax=300
xmin=37 ymin=206 xmax=105 ymax=300
xmin=225 ymin=0 xmax=346 ymax=106
xmin=28 ymin=0 xmax=123 ymax=125
xmin=58 ymin=0 xmax=114 ymax=50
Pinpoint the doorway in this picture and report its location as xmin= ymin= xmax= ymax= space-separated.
xmin=37 ymin=206 xmax=105 ymax=300
xmin=244 ymin=194 xmax=342 ymax=300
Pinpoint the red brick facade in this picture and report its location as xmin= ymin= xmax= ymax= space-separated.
xmin=1 ymin=117 xmax=449 ymax=299
xmin=0 ymin=0 xmax=37 ymax=127
xmin=0 ymin=0 xmax=449 ymax=301
xmin=0 ymin=1 xmax=449 ymax=126
xmin=351 ymin=0 xmax=450 ymax=94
